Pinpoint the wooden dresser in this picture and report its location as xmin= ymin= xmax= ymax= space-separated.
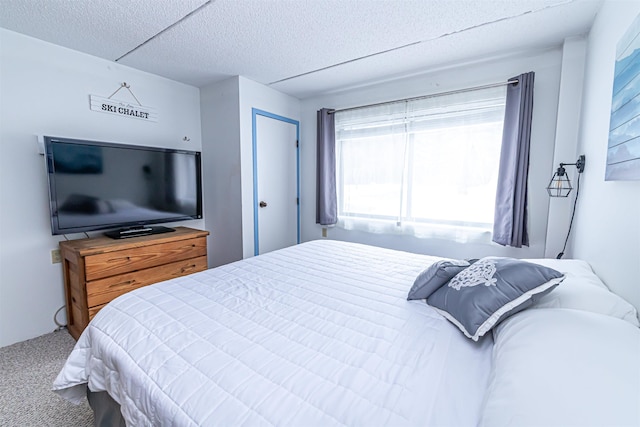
xmin=60 ymin=226 xmax=209 ymax=340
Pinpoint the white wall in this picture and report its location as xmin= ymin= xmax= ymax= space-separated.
xmin=238 ymin=77 xmax=301 ymax=258
xmin=300 ymin=49 xmax=564 ymax=260
xmin=200 ymin=77 xmax=243 ymax=267
xmin=0 ymin=29 xmax=204 ymax=347
xmin=199 ymin=76 xmax=301 ymax=262
xmin=571 ymin=0 xmax=640 ymax=311
xmin=545 ymin=37 xmax=587 ymax=258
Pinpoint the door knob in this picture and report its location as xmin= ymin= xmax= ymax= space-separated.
xmin=259 ymin=201 xmax=267 ymax=208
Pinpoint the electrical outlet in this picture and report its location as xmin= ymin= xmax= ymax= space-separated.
xmin=322 ymin=228 xmax=327 ymax=238
xmin=51 ymin=249 xmax=61 ymax=264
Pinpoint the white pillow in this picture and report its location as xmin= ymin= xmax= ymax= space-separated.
xmin=481 ymin=308 xmax=640 ymax=427
xmin=524 ymin=258 xmax=639 ymax=326
xmin=523 ymin=258 xmax=607 ymax=288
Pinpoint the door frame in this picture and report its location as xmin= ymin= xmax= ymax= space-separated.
xmin=251 ymin=108 xmax=300 ymax=256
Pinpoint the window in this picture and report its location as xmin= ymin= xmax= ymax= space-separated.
xmin=335 ymin=86 xmax=507 ymax=241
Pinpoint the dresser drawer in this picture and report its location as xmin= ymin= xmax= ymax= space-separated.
xmin=60 ymin=227 xmax=209 ymax=340
xmin=84 ymin=237 xmax=207 ymax=281
xmin=86 ymin=255 xmax=207 ymax=308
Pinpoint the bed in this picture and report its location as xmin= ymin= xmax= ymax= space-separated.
xmin=53 ymin=240 xmax=640 ymax=426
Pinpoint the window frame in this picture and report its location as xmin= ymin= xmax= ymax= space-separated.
xmin=334 ymin=86 xmax=507 ymax=237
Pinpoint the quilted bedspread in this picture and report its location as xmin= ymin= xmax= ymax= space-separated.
xmin=53 ymin=240 xmax=492 ymax=426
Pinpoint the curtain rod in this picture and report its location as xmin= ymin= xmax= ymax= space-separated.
xmin=328 ymin=79 xmax=518 ymax=115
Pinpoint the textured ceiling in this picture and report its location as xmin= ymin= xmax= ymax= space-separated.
xmin=0 ymin=0 xmax=603 ymax=98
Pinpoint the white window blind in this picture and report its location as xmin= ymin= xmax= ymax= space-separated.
xmin=334 ymin=86 xmax=507 ymax=242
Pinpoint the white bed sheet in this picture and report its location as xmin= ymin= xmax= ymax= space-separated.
xmin=53 ymin=240 xmax=492 ymax=426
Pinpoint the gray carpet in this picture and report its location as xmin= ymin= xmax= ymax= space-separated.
xmin=0 ymin=329 xmax=94 ymax=426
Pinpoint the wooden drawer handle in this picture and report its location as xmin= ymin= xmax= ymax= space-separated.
xmin=109 ymin=280 xmax=136 ymax=289
xmin=181 ymin=264 xmax=197 ymax=273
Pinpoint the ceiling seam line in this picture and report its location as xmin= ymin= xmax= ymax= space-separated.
xmin=115 ymin=0 xmax=213 ymax=63
xmin=268 ymin=0 xmax=575 ymax=86
xmin=268 ymin=41 xmax=422 ymax=85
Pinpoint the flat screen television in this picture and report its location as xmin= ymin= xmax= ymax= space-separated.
xmin=44 ymin=136 xmax=202 ymax=239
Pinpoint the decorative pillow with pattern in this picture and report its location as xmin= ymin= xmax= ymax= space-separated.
xmin=427 ymin=257 xmax=564 ymax=341
xmin=407 ymin=259 xmax=471 ymax=300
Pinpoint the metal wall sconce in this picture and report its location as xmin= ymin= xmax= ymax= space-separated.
xmin=546 ymin=155 xmax=586 ymax=197
xmin=547 ymin=155 xmax=586 ymax=259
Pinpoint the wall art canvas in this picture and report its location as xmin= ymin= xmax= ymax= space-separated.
xmin=607 ymin=13 xmax=640 ymax=180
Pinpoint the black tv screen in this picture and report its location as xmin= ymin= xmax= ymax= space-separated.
xmin=44 ymin=136 xmax=202 ymax=236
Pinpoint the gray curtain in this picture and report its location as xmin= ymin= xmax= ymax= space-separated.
xmin=492 ymin=72 xmax=535 ymax=247
xmin=316 ymin=108 xmax=337 ymax=225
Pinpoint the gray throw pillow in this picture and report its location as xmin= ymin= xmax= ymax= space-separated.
xmin=427 ymin=257 xmax=564 ymax=341
xmin=407 ymin=259 xmax=470 ymax=300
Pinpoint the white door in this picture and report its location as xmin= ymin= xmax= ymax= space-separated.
xmin=254 ymin=113 xmax=298 ymax=255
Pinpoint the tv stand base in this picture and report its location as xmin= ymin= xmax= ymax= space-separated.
xmin=104 ymin=225 xmax=175 ymax=239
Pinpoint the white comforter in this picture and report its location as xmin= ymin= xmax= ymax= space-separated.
xmin=53 ymin=240 xmax=492 ymax=426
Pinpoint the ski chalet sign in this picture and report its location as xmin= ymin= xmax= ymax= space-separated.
xmin=90 ymin=95 xmax=158 ymax=122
